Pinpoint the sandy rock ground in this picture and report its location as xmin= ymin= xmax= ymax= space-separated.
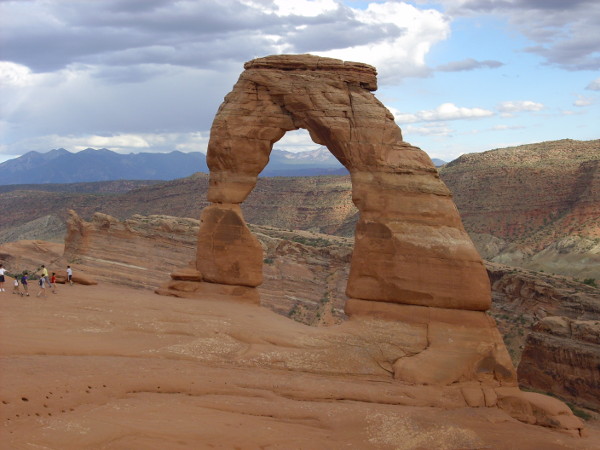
xmin=2 ymin=283 xmax=600 ymax=449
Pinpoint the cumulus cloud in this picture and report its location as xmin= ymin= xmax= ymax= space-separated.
xmin=394 ymin=103 xmax=494 ymax=123
xmin=436 ymin=0 xmax=600 ymax=70
xmin=436 ymin=58 xmax=503 ymax=72
xmin=586 ymin=77 xmax=600 ymax=91
xmin=403 ymin=123 xmax=454 ymax=136
xmin=491 ymin=124 xmax=525 ymax=131
xmin=312 ymin=2 xmax=450 ymax=81
xmin=573 ymin=96 xmax=593 ymax=107
xmin=497 ymin=100 xmax=544 ymax=113
xmin=274 ymin=129 xmax=320 ymax=152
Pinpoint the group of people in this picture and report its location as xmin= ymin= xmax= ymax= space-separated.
xmin=0 ymin=264 xmax=74 ymax=298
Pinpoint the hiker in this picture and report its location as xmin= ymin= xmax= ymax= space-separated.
xmin=67 ymin=265 xmax=73 ymax=286
xmin=40 ymin=265 xmax=49 ymax=285
xmin=21 ymin=272 xmax=29 ymax=296
xmin=50 ymin=272 xmax=57 ymax=294
xmin=0 ymin=264 xmax=6 ymax=292
xmin=36 ymin=277 xmax=47 ymax=298
xmin=12 ymin=277 xmax=21 ymax=296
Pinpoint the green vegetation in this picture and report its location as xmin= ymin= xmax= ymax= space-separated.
xmin=290 ymin=236 xmax=332 ymax=247
xmin=521 ymin=387 xmax=592 ymax=421
xmin=566 ymin=402 xmax=592 ymax=421
xmin=263 ymin=258 xmax=274 ymax=265
xmin=582 ymin=278 xmax=597 ymax=288
xmin=288 ymin=304 xmax=299 ymax=318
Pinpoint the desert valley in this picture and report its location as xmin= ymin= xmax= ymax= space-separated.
xmin=1 ymin=55 xmax=599 ymax=449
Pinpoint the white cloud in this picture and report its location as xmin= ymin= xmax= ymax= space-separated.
xmin=436 ymin=58 xmax=503 ymax=72
xmin=560 ymin=109 xmax=585 ymax=116
xmin=573 ymin=95 xmax=593 ymax=107
xmin=435 ymin=0 xmax=600 ymax=70
xmin=497 ymin=100 xmax=544 ymax=113
xmin=1 ymin=132 xmax=210 ymax=156
xmin=403 ymin=123 xmax=453 ymax=136
xmin=273 ymin=129 xmax=320 ymax=152
xmin=272 ymin=0 xmax=338 ymax=17
xmin=586 ymin=77 xmax=600 ymax=91
xmin=317 ymin=2 xmax=450 ymax=81
xmin=491 ymin=124 xmax=525 ymax=131
xmin=394 ymin=102 xmax=494 ymax=123
xmin=0 ymin=62 xmax=37 ymax=87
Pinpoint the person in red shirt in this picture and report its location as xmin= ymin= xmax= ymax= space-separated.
xmin=51 ymin=272 xmax=57 ymax=294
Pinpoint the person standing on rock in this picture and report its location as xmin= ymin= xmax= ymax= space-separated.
xmin=21 ymin=272 xmax=29 ymax=296
xmin=40 ymin=265 xmax=49 ymax=286
xmin=0 ymin=264 xmax=6 ymax=292
xmin=50 ymin=273 xmax=57 ymax=294
xmin=67 ymin=265 xmax=73 ymax=286
xmin=12 ymin=277 xmax=21 ymax=296
xmin=36 ymin=276 xmax=47 ymax=298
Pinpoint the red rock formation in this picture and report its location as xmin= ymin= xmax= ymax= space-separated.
xmin=63 ymin=210 xmax=199 ymax=289
xmin=155 ymin=55 xmax=586 ymax=432
xmin=518 ymin=316 xmax=600 ymax=412
xmin=440 ymin=139 xmax=600 ymax=278
xmin=0 ymin=211 xmax=570 ymax=433
xmin=164 ymin=54 xmax=490 ymax=313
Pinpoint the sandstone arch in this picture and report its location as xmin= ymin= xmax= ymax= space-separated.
xmin=183 ymin=54 xmax=490 ymax=312
xmin=154 ymin=57 xmax=596 ymax=430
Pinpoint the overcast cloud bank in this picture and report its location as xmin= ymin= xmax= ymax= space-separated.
xmin=1 ymin=0 xmax=598 ymax=162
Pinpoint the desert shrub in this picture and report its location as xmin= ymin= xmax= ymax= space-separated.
xmin=566 ymin=402 xmax=592 ymax=421
xmin=582 ymin=278 xmax=597 ymax=288
xmin=290 ymin=236 xmax=331 ymax=247
xmin=263 ymin=258 xmax=274 ymax=265
xmin=288 ymin=304 xmax=299 ymax=318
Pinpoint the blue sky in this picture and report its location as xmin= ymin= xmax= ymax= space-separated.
xmin=1 ymin=0 xmax=598 ymax=164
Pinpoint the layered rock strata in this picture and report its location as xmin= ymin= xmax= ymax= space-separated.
xmin=63 ymin=210 xmax=199 ymax=289
xmin=440 ymin=139 xmax=600 ymax=279
xmin=518 ymin=316 xmax=600 ymax=412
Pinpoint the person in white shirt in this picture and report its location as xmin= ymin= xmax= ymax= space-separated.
xmin=0 ymin=264 xmax=7 ymax=292
xmin=67 ymin=266 xmax=73 ymax=286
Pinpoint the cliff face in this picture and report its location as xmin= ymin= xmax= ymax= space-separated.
xmin=518 ymin=317 xmax=600 ymax=412
xmin=440 ymin=139 xmax=600 ymax=278
xmin=61 ymin=211 xmax=352 ymax=325
xmin=486 ymin=263 xmax=600 ymax=412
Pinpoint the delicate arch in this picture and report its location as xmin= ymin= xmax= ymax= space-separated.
xmin=180 ymin=54 xmax=491 ymax=312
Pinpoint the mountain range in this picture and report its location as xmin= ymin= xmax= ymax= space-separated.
xmin=0 ymin=147 xmax=446 ymax=185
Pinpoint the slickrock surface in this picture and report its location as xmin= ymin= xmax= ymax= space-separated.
xmin=185 ymin=53 xmax=490 ymax=312
xmin=1 ymin=284 xmax=598 ymax=448
xmin=63 ymin=210 xmax=199 ymax=289
xmin=58 ymin=213 xmax=600 ymax=414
